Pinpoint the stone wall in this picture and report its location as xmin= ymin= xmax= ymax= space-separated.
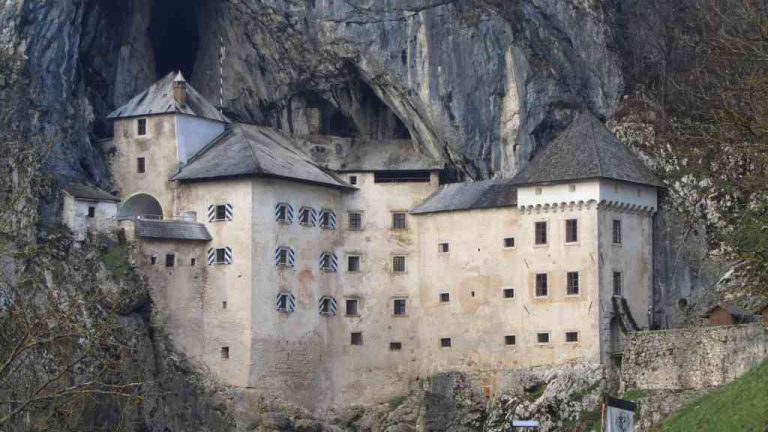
xmin=621 ymin=323 xmax=768 ymax=391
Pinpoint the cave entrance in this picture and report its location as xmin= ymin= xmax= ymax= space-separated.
xmin=150 ymin=0 xmax=202 ymax=78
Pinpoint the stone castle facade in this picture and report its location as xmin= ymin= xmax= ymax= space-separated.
xmin=70 ymin=72 xmax=661 ymax=411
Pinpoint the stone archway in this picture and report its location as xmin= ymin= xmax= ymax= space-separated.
xmin=118 ymin=193 xmax=163 ymax=219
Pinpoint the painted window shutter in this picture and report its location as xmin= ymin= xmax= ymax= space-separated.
xmin=225 ymin=203 xmax=233 ymax=221
xmin=329 ymin=211 xmax=337 ymax=229
xmin=207 ymin=248 xmax=215 ymax=265
xmin=207 ymin=205 xmax=215 ymax=222
xmin=276 ymin=203 xmax=294 ymax=223
xmin=208 ymin=203 xmax=234 ymax=222
xmin=319 ymin=252 xmax=338 ymax=272
xmin=310 ymin=208 xmax=317 ymax=226
xmin=318 ymin=296 xmax=337 ymax=316
xmin=276 ymin=292 xmax=296 ymax=312
xmin=275 ymin=247 xmax=296 ymax=267
xmin=225 ymin=247 xmax=233 ymax=264
xmin=288 ymin=249 xmax=296 ymax=267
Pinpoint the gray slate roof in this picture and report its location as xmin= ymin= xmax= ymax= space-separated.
xmin=134 ymin=219 xmax=212 ymax=241
xmin=173 ymin=123 xmax=353 ymax=189
xmin=335 ymin=139 xmax=442 ymax=172
xmin=107 ymin=72 xmax=228 ymax=123
xmin=510 ymin=112 xmax=663 ymax=187
xmin=410 ymin=179 xmax=518 ymax=215
xmin=62 ymin=183 xmax=120 ymax=202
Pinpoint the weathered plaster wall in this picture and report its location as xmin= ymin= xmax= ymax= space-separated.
xmin=61 ymin=195 xmax=117 ymax=241
xmin=621 ymin=323 xmax=768 ymax=391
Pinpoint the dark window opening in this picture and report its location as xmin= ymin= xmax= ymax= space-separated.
xmin=504 ymin=237 xmax=515 ymax=248
xmin=613 ymin=272 xmax=623 ymax=296
xmin=165 ymin=254 xmax=175 ymax=267
xmin=215 ymin=205 xmax=227 ymax=221
xmin=348 ymin=212 xmax=362 ymax=230
xmin=351 ymin=332 xmax=363 ymax=345
xmin=565 ymin=219 xmax=578 ymax=243
xmin=535 ymin=273 xmax=548 ymax=297
xmin=347 ymin=256 xmax=360 ymax=272
xmin=137 ymin=157 xmax=146 ymax=174
xmin=190 ymin=258 xmax=196 ymax=266
xmin=374 ymin=170 xmax=431 ymax=183
xmin=537 ymin=332 xmax=550 ymax=344
xmin=439 ymin=242 xmax=450 ymax=253
xmin=220 ymin=346 xmax=229 ymax=359
xmin=137 ymin=118 xmax=147 ymax=136
xmin=613 ymin=220 xmax=622 ymax=244
xmin=535 ymin=221 xmax=547 ymax=245
xmin=392 ymin=212 xmax=407 ymax=230
xmin=393 ymin=299 xmax=406 ymax=316
xmin=440 ymin=293 xmax=450 ymax=303
xmin=349 ymin=175 xmax=358 ymax=185
xmin=392 ymin=256 xmax=406 ymax=273
xmin=87 ymin=206 xmax=96 ymax=218
xmin=150 ymin=0 xmax=202 ymax=78
xmin=505 ymin=335 xmax=516 ymax=346
xmin=440 ymin=338 xmax=452 ymax=348
xmin=390 ymin=342 xmax=402 ymax=351
xmin=150 ymin=255 xmax=157 ymax=265
xmin=222 ymin=301 xmax=227 ymax=309
xmin=566 ymin=331 xmax=579 ymax=343
xmin=503 ymin=288 xmax=515 ymax=299
xmin=345 ymin=299 xmax=359 ymax=316
xmin=215 ymin=248 xmax=226 ymax=264
xmin=567 ymin=272 xmax=580 ymax=295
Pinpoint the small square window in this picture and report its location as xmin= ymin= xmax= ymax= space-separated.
xmin=535 ymin=221 xmax=548 ymax=245
xmin=393 ymin=299 xmax=407 ymax=316
xmin=440 ymin=338 xmax=452 ymax=348
xmin=505 ymin=335 xmax=516 ymax=346
xmin=137 ymin=157 xmax=146 ymax=174
xmin=345 ymin=298 xmax=359 ymax=316
xmin=349 ymin=175 xmax=358 ymax=185
xmin=536 ymin=332 xmax=550 ymax=344
xmin=190 ymin=258 xmax=196 ymax=266
xmin=389 ymin=342 xmax=402 ymax=351
xmin=137 ymin=118 xmax=147 ymax=136
xmin=165 ymin=254 xmax=175 ymax=267
xmin=565 ymin=219 xmax=578 ymax=243
xmin=613 ymin=272 xmax=623 ymax=296
xmin=504 ymin=237 xmax=515 ymax=248
xmin=150 ymin=255 xmax=157 ymax=265
xmin=535 ymin=273 xmax=548 ymax=297
xmin=566 ymin=331 xmax=579 ymax=343
xmin=392 ymin=212 xmax=407 ymax=230
xmin=440 ymin=293 xmax=450 ymax=303
xmin=612 ymin=220 xmax=622 ymax=244
xmin=214 ymin=205 xmax=227 ymax=221
xmin=392 ymin=256 xmax=406 ymax=273
xmin=503 ymin=288 xmax=515 ymax=299
xmin=348 ymin=212 xmax=362 ymax=231
xmin=220 ymin=346 xmax=230 ymax=359
xmin=87 ymin=206 xmax=96 ymax=218
xmin=567 ymin=272 xmax=580 ymax=295
xmin=351 ymin=332 xmax=363 ymax=345
xmin=438 ymin=242 xmax=450 ymax=253
xmin=347 ymin=255 xmax=360 ymax=272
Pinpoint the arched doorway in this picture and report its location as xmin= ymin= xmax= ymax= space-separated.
xmin=118 ymin=193 xmax=163 ymax=219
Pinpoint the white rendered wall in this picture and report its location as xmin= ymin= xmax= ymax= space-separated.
xmin=175 ymin=114 xmax=226 ymax=165
xmin=517 ymin=179 xmax=657 ymax=212
xmin=62 ymin=195 xmax=117 ymax=241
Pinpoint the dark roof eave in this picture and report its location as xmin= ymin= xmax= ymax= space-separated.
xmin=510 ymin=175 xmax=664 ymax=189
xmin=411 ymin=203 xmax=518 ymax=216
xmin=137 ymin=235 xmax=212 ymax=242
xmin=334 ymin=167 xmax=442 ymax=173
xmin=173 ymin=172 xmax=357 ymax=191
xmin=106 ymin=111 xmax=229 ymax=124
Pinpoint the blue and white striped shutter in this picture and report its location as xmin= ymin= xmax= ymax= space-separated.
xmin=224 ymin=247 xmax=233 ymax=264
xmin=207 ymin=248 xmax=215 ymax=265
xmin=274 ymin=248 xmax=283 ymax=265
xmin=319 ymin=296 xmax=337 ymax=315
xmin=288 ymin=293 xmax=296 ymax=311
xmin=277 ymin=293 xmax=296 ymax=312
xmin=207 ymin=205 xmax=215 ymax=222
xmin=329 ymin=211 xmax=337 ymax=229
xmin=225 ymin=203 xmax=233 ymax=221
xmin=310 ymin=208 xmax=317 ymax=226
xmin=319 ymin=252 xmax=338 ymax=272
xmin=286 ymin=205 xmax=294 ymax=223
xmin=288 ymin=249 xmax=296 ymax=267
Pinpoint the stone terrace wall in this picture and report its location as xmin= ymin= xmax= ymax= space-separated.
xmin=621 ymin=323 xmax=768 ymax=391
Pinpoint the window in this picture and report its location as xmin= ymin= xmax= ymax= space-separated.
xmin=389 ymin=342 xmax=402 ymax=351
xmin=348 ymin=212 xmax=362 ymax=231
xmin=319 ymin=209 xmax=336 ymax=229
xmin=537 ymin=332 xmax=550 ymax=344
xmin=136 ymin=118 xmax=147 ymax=136
xmin=393 ymin=299 xmax=407 ymax=316
xmin=299 ymin=206 xmax=315 ymax=226
xmin=345 ymin=298 xmax=359 ymax=316
xmin=318 ymin=296 xmax=337 ymax=316
xmin=440 ymin=293 xmax=450 ymax=303
xmin=275 ymin=203 xmax=293 ymax=224
xmin=612 ymin=220 xmax=622 ymax=244
xmin=319 ymin=252 xmax=338 ymax=272
xmin=150 ymin=255 xmax=157 ymax=265
xmin=504 ymin=237 xmax=515 ymax=248
xmin=349 ymin=175 xmax=358 ymax=185
xmin=347 ymin=255 xmax=360 ymax=272
xmin=207 ymin=203 xmax=233 ymax=222
xmin=569 ymin=184 xmax=576 ymax=192
xmin=222 ymin=301 xmax=227 ymax=309
xmin=613 ymin=272 xmax=623 ymax=296
xmin=535 ymin=273 xmax=548 ymax=297
xmin=440 ymin=338 xmax=452 ymax=348
xmin=565 ymin=219 xmax=578 ymax=243
xmin=190 ymin=258 xmax=196 ymax=266
xmin=566 ymin=272 xmax=580 ymax=295
xmin=275 ymin=292 xmax=296 ymax=313
xmin=137 ymin=157 xmax=146 ymax=173
xmin=503 ymin=288 xmax=515 ymax=299
xmin=374 ymin=170 xmax=431 ymax=183
xmin=275 ymin=247 xmax=295 ymax=267
xmin=351 ymin=332 xmax=363 ymax=345
xmin=438 ymin=242 xmax=450 ymax=253
xmin=566 ymin=331 xmax=579 ymax=343
xmin=505 ymin=335 xmax=516 ymax=346
xmin=392 ymin=256 xmax=406 ymax=273
xmin=535 ymin=221 xmax=547 ymax=245
xmin=392 ymin=212 xmax=407 ymax=230
xmin=87 ymin=206 xmax=95 ymax=218
xmin=220 ymin=346 xmax=229 ymax=359
xmin=208 ymin=247 xmax=232 ymax=265
xmin=165 ymin=254 xmax=175 ymax=267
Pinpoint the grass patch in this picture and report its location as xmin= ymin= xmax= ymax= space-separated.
xmin=101 ymin=244 xmax=131 ymax=278
xmin=658 ymin=359 xmax=768 ymax=432
xmin=388 ymin=395 xmax=407 ymax=411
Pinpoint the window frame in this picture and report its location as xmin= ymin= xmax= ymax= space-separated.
xmin=503 ymin=237 xmax=516 ymax=249
xmin=136 ymin=118 xmax=148 ymax=137
xmin=275 ymin=292 xmax=295 ymax=313
xmin=275 ymin=247 xmax=294 ymax=268
xmin=87 ymin=206 xmax=96 ymax=218
xmin=165 ymin=253 xmax=175 ymax=268
xmin=566 ymin=271 xmax=580 ymax=296
xmin=613 ymin=271 xmax=623 ymax=296
xmin=536 ymin=331 xmax=551 ymax=345
xmin=440 ymin=337 xmax=452 ymax=348
xmin=534 ymin=221 xmax=548 ymax=246
xmin=565 ymin=218 xmax=579 ymax=244
xmin=350 ymin=332 xmax=363 ymax=346
xmin=612 ymin=219 xmax=623 ymax=245
xmin=319 ymin=209 xmax=336 ymax=230
xmin=349 ymin=175 xmax=358 ymax=185
xmin=213 ymin=204 xmax=228 ymax=222
xmin=298 ymin=206 xmax=315 ymax=226
xmin=393 ymin=298 xmax=407 ymax=316
xmin=503 ymin=287 xmax=515 ymax=299
xmin=275 ymin=203 xmax=292 ymax=224
xmin=345 ymin=298 xmax=360 ymax=317
xmin=318 ymin=296 xmax=337 ymax=316
xmin=347 ymin=255 xmax=361 ymax=273
xmin=214 ymin=248 xmax=227 ymax=265
xmin=565 ymin=331 xmax=580 ymax=343
xmin=137 ymin=157 xmax=146 ymax=174
xmin=438 ymin=242 xmax=450 ymax=254
xmin=534 ymin=273 xmax=549 ymax=298
xmin=391 ymin=212 xmax=408 ymax=230
xmin=389 ymin=342 xmax=402 ymax=351
xmin=504 ymin=335 xmax=516 ymax=346
xmin=391 ymin=255 xmax=407 ymax=273
xmin=319 ymin=252 xmax=338 ymax=272
xmin=439 ymin=292 xmax=450 ymax=303
xmin=348 ymin=211 xmax=363 ymax=231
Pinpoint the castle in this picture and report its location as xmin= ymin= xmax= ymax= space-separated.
xmin=69 ymin=72 xmax=661 ymax=410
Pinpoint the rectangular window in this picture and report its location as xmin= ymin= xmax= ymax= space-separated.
xmin=347 ymin=255 xmax=360 ymax=272
xmin=504 ymin=237 xmax=515 ymax=248
xmin=536 ymin=332 xmax=550 ymax=344
xmin=440 ymin=338 xmax=452 ymax=348
xmin=318 ymin=297 xmax=336 ymax=316
xmin=319 ymin=252 xmax=337 ymax=272
xmin=345 ymin=298 xmax=359 ymax=316
xmin=87 ymin=206 xmax=96 ymax=218
xmin=505 ymin=335 xmax=516 ymax=346
xmin=165 ymin=254 xmax=175 ymax=267
xmin=389 ymin=342 xmax=402 ymax=351
xmin=503 ymin=288 xmax=515 ymax=299
xmin=438 ymin=242 xmax=450 ymax=253
xmin=535 ymin=273 xmax=548 ymax=297
xmin=374 ymin=170 xmax=431 ymax=183
xmin=137 ymin=118 xmax=147 ymax=136
xmin=613 ymin=220 xmax=622 ymax=244
xmin=276 ymin=292 xmax=295 ymax=313
xmin=276 ymin=249 xmax=288 ymax=266
xmin=299 ymin=207 xmax=314 ymax=226
xmin=190 ymin=258 xmax=196 ymax=266
xmin=137 ymin=157 xmax=146 ymax=174
xmin=392 ymin=212 xmax=407 ymax=230
xmin=348 ymin=212 xmax=362 ymax=231
xmin=275 ymin=203 xmax=292 ymax=224
xmin=392 ymin=256 xmax=406 ymax=273
xmin=220 ymin=346 xmax=229 ymax=359
xmin=393 ymin=299 xmax=407 ymax=316
xmin=565 ymin=219 xmax=578 ymax=243
xmin=440 ymin=293 xmax=450 ymax=303
xmin=150 ymin=255 xmax=157 ymax=265
xmin=566 ymin=331 xmax=579 ymax=343
xmin=349 ymin=175 xmax=358 ymax=185
xmin=215 ymin=248 xmax=226 ymax=264
xmin=535 ymin=221 xmax=547 ymax=245
xmin=566 ymin=272 xmax=580 ymax=295
xmin=319 ymin=209 xmax=336 ymax=229
xmin=613 ymin=272 xmax=623 ymax=296
xmin=351 ymin=332 xmax=363 ymax=345
xmin=214 ymin=205 xmax=227 ymax=221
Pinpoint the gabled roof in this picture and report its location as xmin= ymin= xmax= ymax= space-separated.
xmin=410 ymin=179 xmax=517 ymax=215
xmin=134 ymin=219 xmax=212 ymax=242
xmin=510 ymin=112 xmax=663 ymax=187
xmin=335 ymin=139 xmax=442 ymax=172
xmin=62 ymin=183 xmax=120 ymax=202
xmin=107 ymin=72 xmax=228 ymax=123
xmin=172 ymin=123 xmax=353 ymax=190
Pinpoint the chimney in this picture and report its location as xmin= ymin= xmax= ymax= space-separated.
xmin=173 ymin=72 xmax=187 ymax=107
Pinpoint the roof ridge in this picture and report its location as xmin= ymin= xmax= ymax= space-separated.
xmin=586 ymin=113 xmax=603 ymax=177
